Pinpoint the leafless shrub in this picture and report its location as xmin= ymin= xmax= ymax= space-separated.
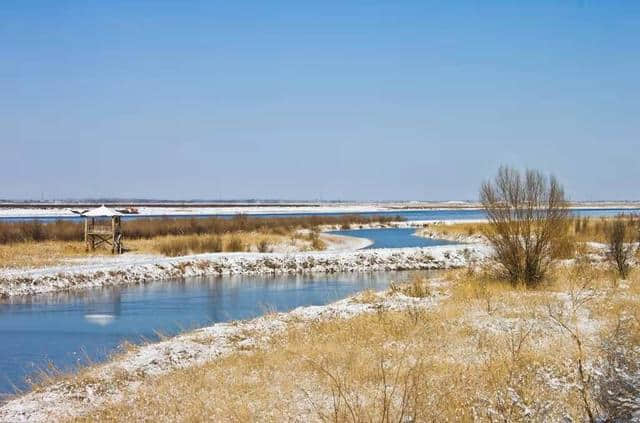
xmin=480 ymin=166 xmax=570 ymax=286
xmin=607 ymin=217 xmax=635 ymax=279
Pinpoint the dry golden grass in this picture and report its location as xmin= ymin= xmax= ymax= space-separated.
xmin=0 ymin=214 xmax=399 ymax=267
xmin=0 ymin=232 xmax=305 ymax=268
xmin=350 ymin=289 xmax=379 ymax=304
xmin=426 ymin=221 xmax=489 ymax=238
xmin=0 ymin=214 xmax=402 ymax=245
xmin=0 ymin=241 xmax=109 ymax=268
xmin=68 ymin=264 xmax=640 ymax=422
xmin=389 ymin=272 xmax=432 ymax=298
xmin=426 ymin=216 xmax=637 ymax=245
xmin=134 ymin=232 xmax=296 ymax=256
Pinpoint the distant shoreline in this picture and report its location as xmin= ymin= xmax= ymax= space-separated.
xmin=0 ymin=202 xmax=638 ymax=219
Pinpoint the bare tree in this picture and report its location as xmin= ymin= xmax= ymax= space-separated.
xmin=480 ymin=166 xmax=570 ymax=286
xmin=607 ymin=217 xmax=634 ymax=279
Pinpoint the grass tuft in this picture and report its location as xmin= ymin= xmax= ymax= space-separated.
xmin=389 ymin=273 xmax=431 ymax=298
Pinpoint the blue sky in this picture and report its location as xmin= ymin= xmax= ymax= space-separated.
xmin=1 ymin=1 xmax=638 ymax=201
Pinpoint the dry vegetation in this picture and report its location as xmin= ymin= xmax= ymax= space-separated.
xmin=0 ymin=232 xmax=322 ymax=267
xmin=65 ymin=263 xmax=639 ymax=422
xmin=8 ymin=167 xmax=637 ymax=420
xmin=0 ymin=214 xmax=401 ymax=245
xmin=427 ymin=215 xmax=640 ymax=246
xmin=134 ymin=232 xmax=291 ymax=256
xmin=480 ymin=167 xmax=570 ymax=285
xmin=0 ymin=241 xmax=99 ymax=268
xmin=0 ymin=234 xmax=286 ymax=268
xmin=0 ymin=215 xmax=397 ymax=267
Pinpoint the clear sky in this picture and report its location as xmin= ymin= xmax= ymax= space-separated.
xmin=1 ymin=1 xmax=638 ymax=201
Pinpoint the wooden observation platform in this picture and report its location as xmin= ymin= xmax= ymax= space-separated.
xmin=83 ymin=205 xmax=124 ymax=254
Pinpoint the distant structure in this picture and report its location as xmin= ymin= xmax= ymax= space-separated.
xmin=83 ymin=205 xmax=124 ymax=254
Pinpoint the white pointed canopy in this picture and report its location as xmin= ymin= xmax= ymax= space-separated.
xmin=83 ymin=205 xmax=122 ymax=217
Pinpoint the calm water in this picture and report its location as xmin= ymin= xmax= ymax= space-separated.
xmin=0 ymin=227 xmax=458 ymax=398
xmin=330 ymin=227 xmax=459 ymax=249
xmin=0 ymin=271 xmax=414 ymax=399
xmin=1 ymin=207 xmax=637 ymax=222
xmin=0 ymin=211 xmax=631 ymax=400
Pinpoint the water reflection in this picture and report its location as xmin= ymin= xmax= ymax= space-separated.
xmin=84 ymin=314 xmax=116 ymax=326
xmin=331 ymin=227 xmax=460 ymax=249
xmin=0 ymin=271 xmax=414 ymax=396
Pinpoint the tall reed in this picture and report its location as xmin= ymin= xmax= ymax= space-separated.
xmin=0 ymin=214 xmax=403 ymax=245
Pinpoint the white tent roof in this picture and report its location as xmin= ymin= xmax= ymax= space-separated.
xmin=84 ymin=205 xmax=122 ymax=217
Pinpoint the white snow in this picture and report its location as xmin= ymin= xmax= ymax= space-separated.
xmin=0 ymin=205 xmax=401 ymax=219
xmin=0 ymin=243 xmax=490 ymax=297
xmin=0 ymin=287 xmax=447 ymax=422
xmin=83 ymin=205 xmax=122 ymax=217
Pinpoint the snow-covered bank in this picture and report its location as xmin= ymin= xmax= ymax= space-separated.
xmin=0 ymin=284 xmax=448 ymax=422
xmin=0 ymin=204 xmax=472 ymax=219
xmin=0 ymin=244 xmax=488 ymax=298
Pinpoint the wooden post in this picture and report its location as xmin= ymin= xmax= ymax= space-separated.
xmin=118 ymin=217 xmax=123 ymax=254
xmin=111 ymin=217 xmax=116 ymax=254
xmin=90 ymin=218 xmax=95 ymax=251
xmin=84 ymin=218 xmax=88 ymax=251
